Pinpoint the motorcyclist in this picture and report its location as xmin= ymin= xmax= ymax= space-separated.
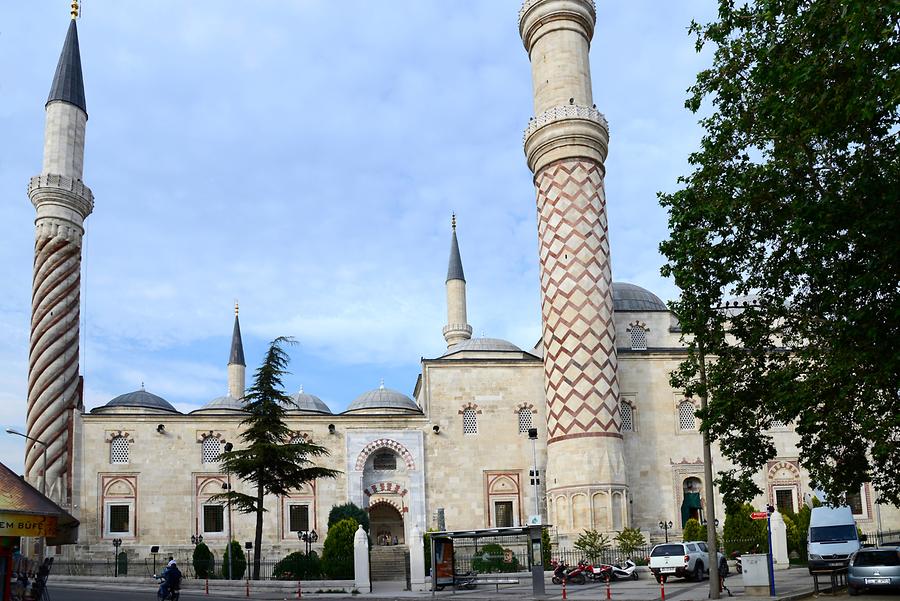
xmin=158 ymin=559 xmax=182 ymax=599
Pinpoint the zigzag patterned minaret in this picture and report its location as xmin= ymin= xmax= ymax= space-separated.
xmin=519 ymin=0 xmax=627 ymax=536
xmin=25 ymin=14 xmax=93 ymax=503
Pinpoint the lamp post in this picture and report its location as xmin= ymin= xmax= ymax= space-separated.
xmin=112 ymin=538 xmax=123 ymax=577
xmin=658 ymin=520 xmax=673 ymax=543
xmin=527 ymin=428 xmax=541 ymax=523
xmin=223 ymin=441 xmax=234 ymax=580
xmin=298 ymin=530 xmax=318 ymax=556
xmin=6 ymin=428 xmax=48 ymax=496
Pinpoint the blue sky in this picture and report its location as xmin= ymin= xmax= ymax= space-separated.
xmin=0 ymin=1 xmax=717 ymax=473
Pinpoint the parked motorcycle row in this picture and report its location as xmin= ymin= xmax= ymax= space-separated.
xmin=551 ymin=558 xmax=639 ymax=586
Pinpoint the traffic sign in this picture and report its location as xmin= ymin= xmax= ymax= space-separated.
xmin=751 ymin=511 xmax=769 ymax=520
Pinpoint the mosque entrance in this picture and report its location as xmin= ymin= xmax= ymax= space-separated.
xmin=370 ymin=502 xmax=404 ymax=546
xmin=681 ymin=477 xmax=703 ymax=526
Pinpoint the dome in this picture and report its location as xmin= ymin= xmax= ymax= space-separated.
xmin=289 ymin=389 xmax=332 ymax=414
xmin=191 ymin=394 xmax=245 ymax=414
xmin=441 ymin=337 xmax=524 ymax=357
xmin=612 ymin=282 xmax=667 ymax=312
xmin=93 ymin=389 xmax=179 ymax=414
xmin=344 ymin=385 xmax=421 ymax=414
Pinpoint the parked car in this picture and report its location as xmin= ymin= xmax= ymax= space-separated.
xmin=649 ymin=541 xmax=725 ymax=582
xmin=848 ymin=547 xmax=900 ymax=596
xmin=808 ymin=506 xmax=860 ymax=573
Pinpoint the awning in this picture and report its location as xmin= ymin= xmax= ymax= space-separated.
xmin=0 ymin=462 xmax=79 ymax=545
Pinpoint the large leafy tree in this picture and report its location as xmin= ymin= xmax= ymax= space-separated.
xmin=660 ymin=0 xmax=899 ymax=505
xmin=210 ymin=337 xmax=340 ymax=579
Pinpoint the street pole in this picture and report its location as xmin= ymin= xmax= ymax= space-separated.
xmin=697 ymin=342 xmax=721 ymax=599
xmin=528 ymin=428 xmax=540 ymax=521
xmin=224 ymin=441 xmax=234 ymax=581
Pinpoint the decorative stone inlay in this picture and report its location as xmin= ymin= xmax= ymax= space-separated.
xmin=457 ymin=402 xmax=482 ymax=415
xmin=363 ymin=481 xmax=409 ymax=497
xmin=354 ymin=438 xmax=416 ymax=471
xmin=524 ymin=104 xmax=608 ymax=144
xmin=512 ymin=402 xmax=538 ymax=414
xmin=197 ymin=430 xmax=226 ymax=443
xmin=104 ymin=430 xmax=134 ymax=443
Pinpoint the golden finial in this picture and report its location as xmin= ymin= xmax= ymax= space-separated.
xmin=451 ymin=213 xmax=457 ymax=231
xmin=71 ymin=0 xmax=80 ymax=19
xmin=234 ymin=300 xmax=239 ymax=316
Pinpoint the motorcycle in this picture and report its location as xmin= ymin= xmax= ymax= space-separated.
xmin=609 ymin=558 xmax=639 ymax=580
xmin=552 ymin=561 xmax=587 ymax=585
xmin=154 ymin=574 xmax=181 ymax=601
xmin=731 ymin=551 xmax=743 ymax=574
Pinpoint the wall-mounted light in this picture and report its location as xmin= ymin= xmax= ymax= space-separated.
xmin=432 ymin=425 xmax=440 ymax=434
xmin=156 ymin=424 xmax=166 ymax=434
xmin=328 ymin=424 xmax=336 ymax=434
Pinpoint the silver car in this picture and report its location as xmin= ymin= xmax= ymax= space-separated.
xmin=848 ymin=547 xmax=900 ymax=596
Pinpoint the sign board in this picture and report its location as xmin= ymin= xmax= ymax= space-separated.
xmin=0 ymin=513 xmax=58 ymax=537
xmin=432 ymin=537 xmax=454 ymax=587
xmin=527 ymin=515 xmax=542 ymax=526
xmin=750 ymin=512 xmax=769 ymax=520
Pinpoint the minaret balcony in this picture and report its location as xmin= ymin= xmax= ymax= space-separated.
xmin=524 ymin=104 xmax=609 ymax=174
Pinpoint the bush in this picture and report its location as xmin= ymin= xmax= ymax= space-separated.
xmin=322 ymin=518 xmax=358 ymax=579
xmin=615 ymin=527 xmax=646 ymax=555
xmin=222 ymin=541 xmax=247 ymax=580
xmin=723 ymin=503 xmax=767 ymax=555
xmin=472 ymin=543 xmax=519 ymax=573
xmin=192 ymin=543 xmax=214 ymax=579
xmin=573 ymin=529 xmax=610 ymax=561
xmin=542 ymin=528 xmax=553 ymax=569
xmin=793 ymin=504 xmax=812 ymax=560
xmin=273 ymin=551 xmax=322 ymax=580
xmin=682 ymin=518 xmax=704 ymax=542
xmin=328 ymin=503 xmax=369 ymax=533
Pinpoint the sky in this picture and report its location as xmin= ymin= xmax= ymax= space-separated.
xmin=0 ymin=1 xmax=718 ymax=473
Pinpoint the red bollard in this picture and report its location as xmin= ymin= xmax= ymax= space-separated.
xmin=606 ymin=576 xmax=611 ymax=600
xmin=562 ymin=576 xmax=568 ymax=600
xmin=298 ymin=580 xmax=302 ymax=598
xmin=205 ymin=576 xmax=209 ymax=595
xmin=661 ymin=577 xmax=666 ymax=601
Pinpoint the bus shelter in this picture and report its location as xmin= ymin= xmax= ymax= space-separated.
xmin=430 ymin=525 xmax=546 ymax=596
xmin=0 ymin=462 xmax=79 ymax=601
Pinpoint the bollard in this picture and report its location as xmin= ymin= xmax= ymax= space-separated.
xmin=246 ymin=577 xmax=250 ymax=597
xmin=562 ymin=576 xmax=567 ymax=600
xmin=205 ymin=576 xmax=209 ymax=595
xmin=298 ymin=580 xmax=302 ymax=598
xmin=660 ymin=577 xmax=665 ymax=601
xmin=606 ymin=575 xmax=611 ymax=600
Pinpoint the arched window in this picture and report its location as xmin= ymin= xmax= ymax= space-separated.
xmin=678 ymin=401 xmax=697 ymax=431
xmin=620 ymin=401 xmax=634 ymax=432
xmin=110 ymin=436 xmax=129 ymax=464
xmin=517 ymin=408 xmax=533 ymax=433
xmin=201 ymin=437 xmax=222 ymax=464
xmin=630 ymin=325 xmax=648 ymax=350
xmin=462 ymin=408 xmax=478 ymax=435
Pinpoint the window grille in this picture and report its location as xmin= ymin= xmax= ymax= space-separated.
xmin=110 ymin=436 xmax=129 ymax=464
xmin=373 ymin=452 xmax=397 ymax=471
xmin=494 ymin=501 xmax=514 ymax=528
xmin=775 ymin=489 xmax=794 ymax=514
xmin=289 ymin=505 xmax=310 ymax=532
xmin=630 ymin=326 xmax=648 ymax=350
xmin=290 ymin=435 xmax=305 ymax=445
xmin=518 ymin=408 xmax=533 ymax=433
xmin=203 ymin=505 xmax=224 ymax=533
xmin=847 ymin=491 xmax=864 ymax=515
xmin=678 ymin=401 xmax=696 ymax=431
xmin=109 ymin=505 xmax=130 ymax=533
xmin=620 ymin=402 xmax=634 ymax=432
xmin=462 ymin=408 xmax=478 ymax=434
xmin=202 ymin=437 xmax=222 ymax=464
xmin=770 ymin=420 xmax=786 ymax=430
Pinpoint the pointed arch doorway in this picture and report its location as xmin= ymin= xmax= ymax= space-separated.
xmin=370 ymin=501 xmax=404 ymax=546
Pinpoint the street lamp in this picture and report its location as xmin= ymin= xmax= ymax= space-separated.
xmin=223 ymin=441 xmax=234 ymax=580
xmin=6 ymin=428 xmax=48 ymax=496
xmin=112 ymin=538 xmax=123 ymax=577
xmin=191 ymin=534 xmax=203 ymax=546
xmin=528 ymin=427 xmax=541 ymax=523
xmin=658 ymin=520 xmax=673 ymax=543
xmin=298 ymin=530 xmax=318 ymax=556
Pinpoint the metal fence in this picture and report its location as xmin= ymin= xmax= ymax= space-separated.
xmin=551 ymin=546 xmax=653 ymax=567
xmin=50 ymin=557 xmax=323 ymax=581
xmin=861 ymin=529 xmax=900 ymax=547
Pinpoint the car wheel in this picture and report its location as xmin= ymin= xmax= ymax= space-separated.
xmin=632 ymin=571 xmax=639 ymax=580
xmin=552 ymin=577 xmax=561 ymax=585
xmin=693 ymin=562 xmax=704 ymax=582
xmin=848 ymin=585 xmax=860 ymax=597
xmin=654 ymin=573 xmax=662 ymax=584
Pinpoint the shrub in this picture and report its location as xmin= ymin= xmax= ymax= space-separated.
xmin=542 ymin=528 xmax=553 ymax=569
xmin=273 ymin=551 xmax=322 ymax=580
xmin=723 ymin=503 xmax=767 ymax=555
xmin=614 ymin=527 xmax=646 ymax=555
xmin=222 ymin=541 xmax=247 ymax=580
xmin=682 ymin=518 xmax=704 ymax=542
xmin=322 ymin=518 xmax=358 ymax=579
xmin=573 ymin=529 xmax=610 ymax=561
xmin=192 ymin=542 xmax=214 ymax=579
xmin=472 ymin=543 xmax=519 ymax=573
xmin=328 ymin=503 xmax=369 ymax=533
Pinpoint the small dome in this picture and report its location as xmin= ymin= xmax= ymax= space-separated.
xmin=191 ymin=395 xmax=245 ymax=414
xmin=344 ymin=385 xmax=420 ymax=414
xmin=442 ymin=337 xmax=524 ymax=357
xmin=94 ymin=389 xmax=179 ymax=414
xmin=612 ymin=282 xmax=667 ymax=312
xmin=290 ymin=389 xmax=332 ymax=414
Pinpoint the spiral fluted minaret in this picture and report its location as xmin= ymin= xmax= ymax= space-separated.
xmin=25 ymin=15 xmax=93 ymax=503
xmin=520 ymin=0 xmax=628 ymax=538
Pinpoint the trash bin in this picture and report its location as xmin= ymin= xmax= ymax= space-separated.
xmin=741 ymin=553 xmax=770 ymax=596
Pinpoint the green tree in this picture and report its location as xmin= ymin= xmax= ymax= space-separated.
xmin=542 ymin=527 xmax=553 ymax=569
xmin=659 ymin=0 xmax=900 ymax=506
xmin=614 ymin=527 xmax=646 ymax=556
xmin=273 ymin=551 xmax=321 ymax=580
xmin=322 ymin=518 xmax=358 ymax=579
xmin=328 ymin=503 xmax=369 ymax=533
xmin=573 ymin=529 xmax=610 ymax=561
xmin=722 ymin=504 xmax=767 ymax=555
xmin=682 ymin=518 xmax=704 ymax=542
xmin=209 ymin=337 xmax=340 ymax=579
xmin=192 ymin=542 xmax=214 ymax=579
xmin=222 ymin=541 xmax=247 ymax=580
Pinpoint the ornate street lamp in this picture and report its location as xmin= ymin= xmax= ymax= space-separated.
xmin=658 ymin=520 xmax=673 ymax=543
xmin=298 ymin=530 xmax=318 ymax=556
xmin=112 ymin=538 xmax=123 ymax=577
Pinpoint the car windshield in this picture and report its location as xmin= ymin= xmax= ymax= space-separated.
xmin=854 ymin=550 xmax=900 ymax=567
xmin=809 ymin=525 xmax=858 ymax=543
xmin=651 ymin=545 xmax=684 ymax=557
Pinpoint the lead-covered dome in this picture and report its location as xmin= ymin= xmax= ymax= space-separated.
xmin=289 ymin=388 xmax=332 ymax=414
xmin=93 ymin=389 xmax=180 ymax=414
xmin=612 ymin=282 xmax=667 ymax=312
xmin=191 ymin=394 xmax=245 ymax=414
xmin=442 ymin=337 xmax=523 ymax=357
xmin=344 ymin=384 xmax=421 ymax=414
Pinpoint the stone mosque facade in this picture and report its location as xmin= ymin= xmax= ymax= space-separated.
xmin=20 ymin=1 xmax=898 ymax=560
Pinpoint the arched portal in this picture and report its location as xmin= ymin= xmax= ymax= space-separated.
xmin=370 ymin=501 xmax=404 ymax=545
xmin=681 ymin=476 xmax=703 ymax=526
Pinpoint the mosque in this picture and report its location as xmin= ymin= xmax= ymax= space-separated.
xmin=19 ymin=0 xmax=898 ymax=562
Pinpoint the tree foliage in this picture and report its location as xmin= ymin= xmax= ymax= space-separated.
xmin=222 ymin=540 xmax=247 ymax=580
xmin=273 ymin=551 xmax=322 ymax=580
xmin=614 ymin=527 xmax=647 ymax=556
xmin=542 ymin=527 xmax=553 ymax=569
xmin=659 ymin=0 xmax=900 ymax=506
xmin=723 ymin=503 xmax=767 ymax=554
xmin=328 ymin=502 xmax=369 ymax=533
xmin=192 ymin=542 xmax=214 ymax=579
xmin=573 ymin=529 xmax=610 ymax=560
xmin=682 ymin=518 xmax=705 ymax=542
xmin=322 ymin=518 xmax=358 ymax=579
xmin=472 ymin=543 xmax=519 ymax=573
xmin=208 ymin=337 xmax=340 ymax=579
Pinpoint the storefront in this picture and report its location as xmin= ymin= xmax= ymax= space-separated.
xmin=0 ymin=462 xmax=78 ymax=601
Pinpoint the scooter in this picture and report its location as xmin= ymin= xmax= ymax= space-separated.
xmin=579 ymin=560 xmax=612 ymax=582
xmin=154 ymin=575 xmax=181 ymax=601
xmin=609 ymin=558 xmax=639 ymax=580
xmin=552 ymin=561 xmax=587 ymax=585
xmin=731 ymin=551 xmax=742 ymax=574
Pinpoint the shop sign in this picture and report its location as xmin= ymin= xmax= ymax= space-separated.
xmin=0 ymin=513 xmax=57 ymax=537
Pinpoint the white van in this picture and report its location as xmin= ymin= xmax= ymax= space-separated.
xmin=808 ymin=506 xmax=860 ymax=572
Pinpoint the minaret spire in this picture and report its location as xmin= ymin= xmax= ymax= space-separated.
xmin=25 ymin=13 xmax=94 ymax=503
xmin=442 ymin=214 xmax=472 ymax=347
xmin=227 ymin=301 xmax=246 ymax=399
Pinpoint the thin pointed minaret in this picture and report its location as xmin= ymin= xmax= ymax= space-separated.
xmin=228 ymin=302 xmax=246 ymax=399
xmin=25 ymin=4 xmax=94 ymax=503
xmin=443 ymin=214 xmax=472 ymax=347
